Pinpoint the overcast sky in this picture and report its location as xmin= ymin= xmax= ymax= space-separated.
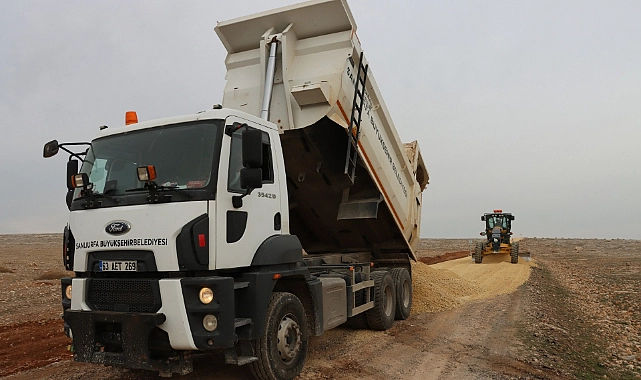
xmin=1 ymin=0 xmax=640 ymax=239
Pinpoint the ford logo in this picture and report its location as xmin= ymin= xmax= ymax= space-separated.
xmin=105 ymin=221 xmax=131 ymax=235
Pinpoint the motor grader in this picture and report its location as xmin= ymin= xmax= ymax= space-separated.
xmin=474 ymin=210 xmax=519 ymax=264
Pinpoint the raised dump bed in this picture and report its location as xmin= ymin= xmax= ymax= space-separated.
xmin=216 ymin=0 xmax=429 ymax=259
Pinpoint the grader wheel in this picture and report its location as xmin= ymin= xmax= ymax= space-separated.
xmin=510 ymin=242 xmax=520 ymax=264
xmin=474 ymin=242 xmax=484 ymax=264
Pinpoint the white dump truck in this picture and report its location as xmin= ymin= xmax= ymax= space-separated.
xmin=43 ymin=1 xmax=428 ymax=379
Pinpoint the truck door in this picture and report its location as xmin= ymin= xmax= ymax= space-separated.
xmin=214 ymin=117 xmax=282 ymax=269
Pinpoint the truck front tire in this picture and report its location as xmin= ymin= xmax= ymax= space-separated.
xmin=365 ymin=271 xmax=396 ymax=330
xmin=250 ymin=292 xmax=308 ymax=380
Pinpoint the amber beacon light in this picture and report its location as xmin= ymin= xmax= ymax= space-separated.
xmin=125 ymin=111 xmax=138 ymax=125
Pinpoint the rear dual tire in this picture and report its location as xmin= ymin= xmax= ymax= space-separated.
xmin=390 ymin=268 xmax=412 ymax=320
xmin=365 ymin=271 xmax=396 ymax=330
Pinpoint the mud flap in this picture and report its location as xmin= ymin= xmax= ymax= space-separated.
xmin=65 ymin=310 xmax=192 ymax=375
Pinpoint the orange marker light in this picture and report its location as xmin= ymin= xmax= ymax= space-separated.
xmin=272 ymin=274 xmax=282 ymax=280
xmin=147 ymin=165 xmax=157 ymax=181
xmin=71 ymin=173 xmax=88 ymax=188
xmin=70 ymin=175 xmax=79 ymax=188
xmin=125 ymin=111 xmax=138 ymax=125
xmin=137 ymin=165 xmax=157 ymax=182
xmin=493 ymin=209 xmax=502 ymax=213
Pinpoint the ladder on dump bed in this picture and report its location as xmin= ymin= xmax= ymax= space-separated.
xmin=344 ymin=52 xmax=369 ymax=184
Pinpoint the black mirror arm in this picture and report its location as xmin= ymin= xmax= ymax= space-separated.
xmin=66 ymin=150 xmax=87 ymax=163
xmin=232 ymin=188 xmax=255 ymax=209
xmin=58 ymin=142 xmax=91 ymax=163
xmin=225 ymin=123 xmax=246 ymax=136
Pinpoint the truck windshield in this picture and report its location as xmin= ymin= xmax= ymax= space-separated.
xmin=74 ymin=120 xmax=222 ymax=205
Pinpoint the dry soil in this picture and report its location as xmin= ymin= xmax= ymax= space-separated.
xmin=1 ymin=235 xmax=639 ymax=379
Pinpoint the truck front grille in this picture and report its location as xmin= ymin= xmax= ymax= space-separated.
xmin=87 ymin=279 xmax=161 ymax=313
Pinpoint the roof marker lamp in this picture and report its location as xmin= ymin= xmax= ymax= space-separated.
xmin=137 ymin=165 xmax=157 ymax=182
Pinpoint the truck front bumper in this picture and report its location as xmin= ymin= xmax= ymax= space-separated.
xmin=64 ymin=310 xmax=191 ymax=375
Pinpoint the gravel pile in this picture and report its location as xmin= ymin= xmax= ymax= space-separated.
xmin=411 ymin=261 xmax=480 ymax=313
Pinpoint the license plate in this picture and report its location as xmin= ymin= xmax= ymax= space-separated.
xmin=98 ymin=260 xmax=137 ymax=272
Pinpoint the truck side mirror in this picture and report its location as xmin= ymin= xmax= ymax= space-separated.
xmin=65 ymin=160 xmax=79 ymax=209
xmin=66 ymin=190 xmax=74 ymax=209
xmin=66 ymin=160 xmax=79 ymax=190
xmin=232 ymin=128 xmax=265 ymax=209
xmin=43 ymin=140 xmax=59 ymax=158
xmin=481 ymin=215 xmax=485 ymax=221
xmin=240 ymin=168 xmax=263 ymax=191
xmin=242 ymin=129 xmax=263 ymax=168
xmin=510 ymin=215 xmax=515 ymax=221
xmin=232 ymin=165 xmax=264 ymax=209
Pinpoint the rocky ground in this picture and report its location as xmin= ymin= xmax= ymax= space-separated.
xmin=0 ymin=235 xmax=639 ymax=379
xmin=517 ymin=238 xmax=641 ymax=379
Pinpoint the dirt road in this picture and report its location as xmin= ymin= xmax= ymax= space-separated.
xmin=1 ymin=236 xmax=640 ymax=379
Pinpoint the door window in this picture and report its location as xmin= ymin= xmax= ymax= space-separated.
xmin=227 ymin=124 xmax=274 ymax=193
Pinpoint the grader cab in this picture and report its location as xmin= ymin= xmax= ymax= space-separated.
xmin=474 ymin=210 xmax=519 ymax=264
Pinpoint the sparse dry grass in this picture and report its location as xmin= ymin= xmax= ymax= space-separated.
xmin=35 ymin=270 xmax=72 ymax=280
xmin=0 ymin=265 xmax=14 ymax=273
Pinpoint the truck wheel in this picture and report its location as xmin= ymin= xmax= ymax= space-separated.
xmin=510 ymin=242 xmax=519 ymax=264
xmin=365 ymin=271 xmax=396 ymax=330
xmin=345 ymin=272 xmax=368 ymax=329
xmin=250 ymin=292 xmax=308 ymax=380
xmin=390 ymin=268 xmax=412 ymax=320
xmin=474 ymin=242 xmax=484 ymax=264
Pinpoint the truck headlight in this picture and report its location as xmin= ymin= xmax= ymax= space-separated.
xmin=65 ymin=285 xmax=72 ymax=300
xmin=203 ymin=314 xmax=218 ymax=332
xmin=199 ymin=287 xmax=214 ymax=304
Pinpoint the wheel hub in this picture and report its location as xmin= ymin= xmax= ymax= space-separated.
xmin=383 ymin=285 xmax=393 ymax=316
xmin=277 ymin=314 xmax=302 ymax=363
xmin=402 ymin=281 xmax=410 ymax=308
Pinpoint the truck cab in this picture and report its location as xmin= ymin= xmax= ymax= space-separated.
xmin=61 ymin=109 xmax=288 ymax=272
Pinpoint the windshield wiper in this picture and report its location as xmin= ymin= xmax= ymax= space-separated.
xmin=93 ymin=193 xmax=119 ymax=202
xmin=75 ymin=192 xmax=120 ymax=209
xmin=125 ymin=184 xmax=178 ymax=192
xmin=126 ymin=182 xmax=182 ymax=203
